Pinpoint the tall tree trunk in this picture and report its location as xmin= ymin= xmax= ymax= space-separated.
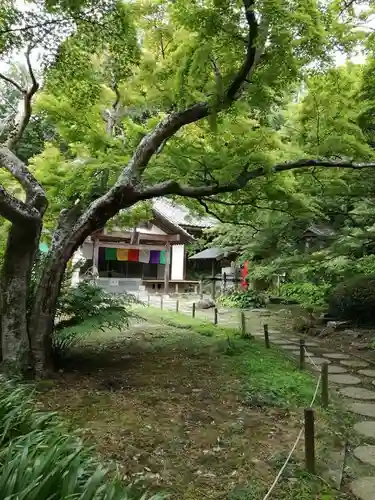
xmin=28 ymin=208 xmax=89 ymax=376
xmin=0 ymin=221 xmax=41 ymax=375
xmin=28 ymin=254 xmax=68 ymax=376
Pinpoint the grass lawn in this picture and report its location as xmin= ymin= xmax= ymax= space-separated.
xmin=37 ymin=307 xmax=355 ymax=500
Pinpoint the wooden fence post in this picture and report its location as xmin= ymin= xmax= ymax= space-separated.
xmin=214 ymin=308 xmax=218 ymax=325
xmin=176 ymin=299 xmax=179 ymax=313
xmin=160 ymin=295 xmax=163 ymax=310
xmin=211 ymin=261 xmax=216 ymax=300
xmin=240 ymin=311 xmax=246 ymax=337
xmin=299 ymin=339 xmax=305 ymax=370
xmin=321 ymin=362 xmax=329 ymax=408
xmin=264 ymin=324 xmax=270 ymax=348
xmin=304 ymin=408 xmax=316 ymax=474
xmin=147 ymin=294 xmax=150 ymax=307
xmin=192 ymin=302 xmax=196 ymax=318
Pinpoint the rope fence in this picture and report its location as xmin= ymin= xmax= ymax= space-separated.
xmin=148 ymin=296 xmax=331 ymax=498
xmin=180 ymin=301 xmax=330 ymax=499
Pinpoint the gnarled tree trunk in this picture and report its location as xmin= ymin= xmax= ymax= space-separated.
xmin=0 ymin=221 xmax=41 ymax=375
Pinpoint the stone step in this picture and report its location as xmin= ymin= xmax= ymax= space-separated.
xmin=354 ymin=421 xmax=375 ymax=439
xmin=340 ymin=360 xmax=369 ymax=368
xmin=354 ymin=445 xmax=375 ymax=466
xmin=350 ymin=402 xmax=375 ymax=418
xmin=322 ymin=353 xmax=350 ymax=360
xmin=350 ymin=477 xmax=375 ymax=500
xmin=329 ymin=374 xmax=361 ymax=385
xmin=339 ymin=387 xmax=375 ymax=400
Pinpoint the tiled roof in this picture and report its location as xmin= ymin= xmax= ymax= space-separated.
xmin=152 ymin=198 xmax=217 ymax=229
xmin=305 ymin=224 xmax=336 ymax=237
xmin=189 ymin=247 xmax=234 ymax=260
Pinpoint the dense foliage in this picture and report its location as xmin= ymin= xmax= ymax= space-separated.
xmin=202 ymin=55 xmax=375 ymax=313
xmin=327 ymin=276 xmax=375 ymax=325
xmin=279 ymin=283 xmax=331 ymax=309
xmin=54 ymin=279 xmax=139 ymax=358
xmin=0 ymin=381 xmax=162 ymax=499
xmin=217 ymin=289 xmax=268 ymax=309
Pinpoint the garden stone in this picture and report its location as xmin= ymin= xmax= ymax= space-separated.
xmin=340 ymin=360 xmax=369 ymax=368
xmin=350 ymin=402 xmax=375 ymax=417
xmin=326 ymin=320 xmax=351 ymax=330
xmin=350 ymin=477 xmax=375 ymax=500
xmin=270 ymin=340 xmax=295 ymax=345
xmin=322 ymin=353 xmax=350 ymax=360
xmin=358 ymin=369 xmax=375 ymax=378
xmin=354 ymin=421 xmax=375 ymax=439
xmin=306 ymin=357 xmax=331 ymax=366
xmin=311 ymin=364 xmax=347 ymax=374
xmin=196 ymin=299 xmax=215 ymax=310
xmin=353 ymin=445 xmax=375 ymax=466
xmin=329 ymin=374 xmax=361 ymax=385
xmin=279 ymin=344 xmax=300 ymax=350
xmin=339 ymin=387 xmax=375 ymax=400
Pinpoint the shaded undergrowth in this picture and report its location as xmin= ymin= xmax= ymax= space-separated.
xmin=33 ymin=307 xmax=355 ymax=499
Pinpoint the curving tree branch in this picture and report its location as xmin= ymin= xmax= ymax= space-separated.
xmin=0 ymin=147 xmax=47 ymax=210
xmin=0 ymin=72 xmax=25 ymax=94
xmin=197 ymin=198 xmax=260 ymax=230
xmin=0 ymin=185 xmax=41 ymax=224
xmin=5 ymin=47 xmax=40 ymax=150
xmin=134 ymin=158 xmax=375 ymax=203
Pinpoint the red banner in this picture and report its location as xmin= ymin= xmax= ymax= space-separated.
xmin=241 ymin=260 xmax=249 ymax=289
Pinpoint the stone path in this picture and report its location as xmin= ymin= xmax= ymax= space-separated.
xmin=142 ymin=294 xmax=375 ymax=499
xmin=258 ymin=326 xmax=375 ymax=499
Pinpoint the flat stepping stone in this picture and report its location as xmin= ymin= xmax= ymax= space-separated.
xmin=340 ymin=387 xmax=375 ymax=400
xmin=350 ymin=402 xmax=375 ymax=417
xmin=279 ymin=344 xmax=300 ymax=350
xmin=340 ymin=360 xmax=369 ymax=368
xmin=322 ymin=353 xmax=350 ymax=360
xmin=359 ymin=369 xmax=375 ymax=377
xmin=329 ymin=374 xmax=361 ymax=385
xmin=306 ymin=357 xmax=331 ymax=366
xmin=290 ymin=350 xmax=314 ymax=357
xmin=354 ymin=445 xmax=375 ymax=466
xmin=350 ymin=477 xmax=375 ymax=500
xmin=354 ymin=421 xmax=375 ymax=439
xmin=312 ymin=364 xmax=348 ymax=374
xmin=271 ymin=340 xmax=296 ymax=345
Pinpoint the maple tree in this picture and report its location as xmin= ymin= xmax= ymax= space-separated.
xmin=0 ymin=0 xmax=374 ymax=376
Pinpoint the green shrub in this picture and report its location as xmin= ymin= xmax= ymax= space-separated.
xmin=54 ymin=281 xmax=139 ymax=357
xmin=279 ymin=282 xmax=331 ymax=308
xmin=0 ymin=381 xmax=163 ymax=500
xmin=327 ymin=275 xmax=375 ymax=325
xmin=217 ymin=289 xmax=268 ymax=309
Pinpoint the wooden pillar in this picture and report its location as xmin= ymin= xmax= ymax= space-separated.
xmin=92 ymin=238 xmax=99 ymax=276
xmin=164 ymin=241 xmax=171 ymax=294
xmin=211 ymin=259 xmax=216 ymax=300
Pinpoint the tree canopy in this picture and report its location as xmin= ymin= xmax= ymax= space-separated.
xmin=1 ymin=0 xmax=375 ymax=374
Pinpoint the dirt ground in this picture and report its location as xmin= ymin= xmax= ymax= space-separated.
xmin=36 ymin=322 xmax=313 ymax=500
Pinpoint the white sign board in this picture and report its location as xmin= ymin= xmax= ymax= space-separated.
xmin=109 ymin=279 xmax=119 ymax=286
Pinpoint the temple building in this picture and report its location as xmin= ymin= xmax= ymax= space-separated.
xmin=71 ymin=198 xmax=216 ymax=294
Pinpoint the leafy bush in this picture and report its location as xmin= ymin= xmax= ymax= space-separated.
xmin=54 ymin=280 xmax=139 ymax=357
xmin=279 ymin=282 xmax=331 ymax=308
xmin=217 ymin=289 xmax=268 ymax=309
xmin=0 ymin=381 xmax=163 ymax=499
xmin=327 ymin=275 xmax=375 ymax=325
